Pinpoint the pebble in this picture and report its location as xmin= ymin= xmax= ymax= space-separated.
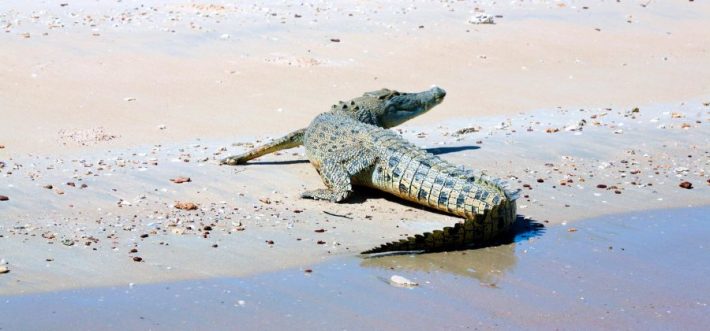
xmin=390 ymin=275 xmax=418 ymax=288
xmin=679 ymin=181 xmax=693 ymax=189
xmin=0 ymin=195 xmax=8 ymax=201
xmin=175 ymin=201 xmax=199 ymax=210
xmin=0 ymin=266 xmax=9 ymax=274
xmin=170 ymin=176 xmax=191 ymax=184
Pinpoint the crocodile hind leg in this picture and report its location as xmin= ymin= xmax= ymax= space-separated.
xmin=301 ymin=160 xmax=353 ymax=202
xmin=302 ymin=149 xmax=377 ymax=203
xmin=221 ymin=128 xmax=305 ymax=165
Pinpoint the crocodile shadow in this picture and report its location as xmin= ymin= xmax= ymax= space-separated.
xmin=425 ymin=145 xmax=479 ymax=155
xmin=244 ymin=159 xmax=310 ymax=165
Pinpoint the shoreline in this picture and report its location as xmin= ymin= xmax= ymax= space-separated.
xmin=2 ymin=206 xmax=708 ymax=330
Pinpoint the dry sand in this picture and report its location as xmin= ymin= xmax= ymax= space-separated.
xmin=0 ymin=0 xmax=709 ymax=326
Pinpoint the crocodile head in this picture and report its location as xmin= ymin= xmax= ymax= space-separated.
xmin=377 ymin=86 xmax=446 ymax=128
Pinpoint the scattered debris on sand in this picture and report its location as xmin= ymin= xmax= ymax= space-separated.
xmin=468 ymin=13 xmax=494 ymax=24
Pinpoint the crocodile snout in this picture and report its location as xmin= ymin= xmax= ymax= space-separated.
xmin=430 ymin=86 xmax=446 ymax=98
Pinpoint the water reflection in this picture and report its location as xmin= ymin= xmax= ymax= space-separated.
xmin=361 ymin=217 xmax=544 ymax=284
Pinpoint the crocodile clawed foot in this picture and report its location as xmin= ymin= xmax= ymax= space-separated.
xmin=220 ymin=156 xmax=245 ymax=166
xmin=301 ymin=189 xmax=348 ymax=203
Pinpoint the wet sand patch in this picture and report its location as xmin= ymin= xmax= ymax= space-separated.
xmin=1 ymin=207 xmax=707 ymax=330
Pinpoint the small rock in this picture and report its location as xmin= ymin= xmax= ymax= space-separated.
xmin=330 ymin=38 xmax=340 ymax=42
xmin=124 ymin=97 xmax=136 ymax=102
xmin=596 ymin=184 xmax=607 ymax=189
xmin=175 ymin=201 xmax=198 ymax=210
xmin=679 ymin=181 xmax=693 ymax=189
xmin=568 ymin=228 xmax=578 ymax=232
xmin=132 ymin=256 xmax=143 ymax=262
xmin=61 ymin=239 xmax=75 ymax=246
xmin=0 ymin=266 xmax=9 ymax=274
xmin=0 ymin=195 xmax=8 ymax=201
xmin=170 ymin=176 xmax=191 ymax=184
xmin=220 ymin=33 xmax=230 ymax=40
xmin=389 ymin=275 xmax=418 ymax=288
xmin=0 ymin=144 xmax=4 ymax=149
xmin=43 ymin=184 xmax=53 ymax=189
xmin=314 ymin=229 xmax=326 ymax=233
xmin=259 ymin=197 xmax=272 ymax=204
xmin=468 ymin=13 xmax=495 ymax=24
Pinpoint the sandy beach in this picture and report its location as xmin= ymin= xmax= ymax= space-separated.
xmin=1 ymin=0 xmax=709 ymax=329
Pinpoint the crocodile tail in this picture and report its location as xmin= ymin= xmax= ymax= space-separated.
xmin=362 ymin=197 xmax=517 ymax=254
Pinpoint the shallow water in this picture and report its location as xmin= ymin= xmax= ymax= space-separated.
xmin=1 ymin=207 xmax=708 ymax=330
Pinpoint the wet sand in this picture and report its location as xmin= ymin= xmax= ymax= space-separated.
xmin=1 ymin=207 xmax=708 ymax=330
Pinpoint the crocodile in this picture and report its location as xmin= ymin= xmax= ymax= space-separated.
xmin=220 ymin=87 xmax=446 ymax=165
xmin=301 ymin=112 xmax=519 ymax=254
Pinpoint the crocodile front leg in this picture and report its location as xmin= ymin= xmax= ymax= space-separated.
xmin=221 ymin=128 xmax=306 ymax=165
